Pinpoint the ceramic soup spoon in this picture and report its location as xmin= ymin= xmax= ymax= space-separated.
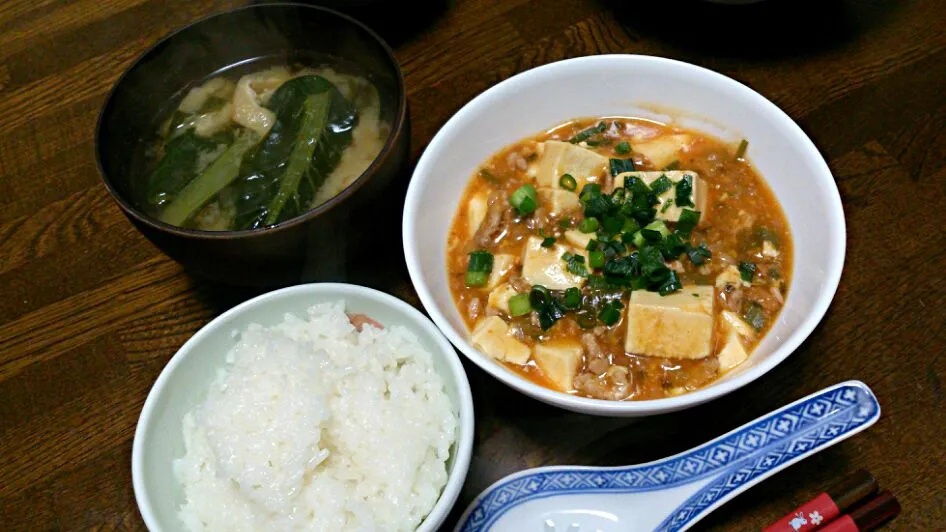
xmin=455 ymin=380 xmax=880 ymax=532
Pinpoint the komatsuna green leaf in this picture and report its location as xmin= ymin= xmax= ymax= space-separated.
xmin=232 ymin=75 xmax=357 ymax=230
xmin=144 ymin=129 xmax=224 ymax=209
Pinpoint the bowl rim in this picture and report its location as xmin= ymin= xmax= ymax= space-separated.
xmin=94 ymin=2 xmax=408 ymax=240
xmin=402 ymin=53 xmax=846 ymax=415
xmin=131 ymin=282 xmax=475 ymax=531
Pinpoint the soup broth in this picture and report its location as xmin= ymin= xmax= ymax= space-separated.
xmin=135 ymin=58 xmax=391 ymax=231
xmin=447 ymin=117 xmax=793 ymax=401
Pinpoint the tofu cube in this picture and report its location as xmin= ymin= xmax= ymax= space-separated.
xmin=717 ymin=329 xmax=749 ymax=371
xmin=533 ymin=341 xmax=584 ymax=392
xmin=762 ymin=240 xmax=779 ymax=258
xmin=563 ymin=229 xmax=594 ymax=250
xmin=471 ymin=316 xmax=531 ymax=365
xmin=625 ymin=285 xmax=715 ymax=359
xmin=487 ymin=283 xmax=518 ymax=314
xmin=721 ymin=309 xmax=755 ymax=338
xmin=715 ymin=265 xmax=749 ymax=288
xmin=632 ymin=134 xmax=692 ymax=169
xmin=538 ymin=188 xmax=580 ymax=215
xmin=521 ymin=236 xmax=586 ymax=290
xmin=614 ymin=171 xmax=707 ymax=222
xmin=535 ymin=140 xmax=608 ymax=188
xmin=487 ymin=253 xmax=517 ymax=290
xmin=466 ymin=192 xmax=488 ymax=238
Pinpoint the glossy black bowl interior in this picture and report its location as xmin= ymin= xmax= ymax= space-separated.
xmin=96 ymin=2 xmax=409 ymax=287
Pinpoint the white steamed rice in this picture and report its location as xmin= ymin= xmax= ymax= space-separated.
xmin=173 ymin=301 xmax=458 ymax=531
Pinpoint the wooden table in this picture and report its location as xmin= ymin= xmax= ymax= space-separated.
xmin=2 ymin=0 xmax=944 ymax=529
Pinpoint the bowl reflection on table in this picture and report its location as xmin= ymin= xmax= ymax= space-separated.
xmin=402 ymin=54 xmax=845 ymax=417
xmin=95 ymin=3 xmax=409 ymax=287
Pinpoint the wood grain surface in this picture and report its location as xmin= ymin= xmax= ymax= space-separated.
xmin=1 ymin=0 xmax=944 ymax=530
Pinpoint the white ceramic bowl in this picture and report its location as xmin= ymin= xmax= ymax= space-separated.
xmin=132 ymin=283 xmax=474 ymax=531
xmin=402 ymin=54 xmax=845 ymax=417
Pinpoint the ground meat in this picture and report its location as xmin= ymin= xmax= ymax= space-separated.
xmin=473 ymin=190 xmax=513 ymax=247
xmin=574 ymin=370 xmax=631 ymax=400
xmin=508 ymin=275 xmax=531 ymax=292
xmin=574 ymin=372 xmax=608 ymax=398
xmin=347 ymin=313 xmax=383 ymax=331
xmin=467 ymin=297 xmax=482 ymax=322
xmin=770 ymin=284 xmax=785 ymax=305
xmin=525 ymin=205 xmax=550 ymax=231
xmin=581 ymin=333 xmax=609 ymax=375
xmin=718 ymin=285 xmax=744 ymax=313
xmin=506 ymin=150 xmax=528 ymax=171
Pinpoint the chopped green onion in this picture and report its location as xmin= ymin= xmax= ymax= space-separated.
xmin=615 ymin=141 xmax=631 ymax=155
xmin=465 ymin=250 xmax=494 ymax=286
xmin=598 ymin=300 xmax=624 ymax=326
xmin=509 ymin=184 xmax=537 ymax=215
xmin=582 ymin=194 xmax=612 ymax=218
xmin=563 ymin=287 xmax=582 ymax=309
xmin=576 ymin=310 xmax=597 ymax=329
xmin=541 ymin=236 xmax=556 ymax=248
xmin=609 ymin=158 xmax=635 ymax=176
xmin=650 ymin=175 xmax=673 ymax=196
xmin=639 ymin=246 xmax=667 ymax=279
xmin=589 ymin=250 xmax=605 ymax=269
xmin=641 ymin=228 xmax=663 ymax=243
xmin=675 ymin=174 xmax=694 ymax=208
xmin=644 ymin=220 xmax=671 ymax=238
xmin=530 ymin=285 xmax=567 ymax=329
xmin=663 ymin=160 xmax=680 ymax=171
xmin=478 ymin=168 xmax=500 ymax=183
xmin=559 ymin=173 xmax=577 ymax=191
xmin=622 ymin=218 xmax=641 ymax=234
xmin=686 ymin=242 xmax=712 ymax=265
xmin=578 ymin=217 xmax=599 ymax=233
xmin=569 ymin=121 xmax=607 ymax=144
xmin=579 ymin=183 xmax=602 ymax=202
xmin=558 ymin=217 xmax=573 ymax=228
xmin=564 ymin=253 xmax=589 ymax=277
xmin=739 ymin=261 xmax=757 ymax=283
xmin=677 ymin=209 xmax=701 ymax=234
xmin=610 ymin=187 xmax=626 ymax=205
xmin=601 ymin=215 xmax=624 ymax=235
xmin=735 ymin=138 xmax=749 ymax=160
xmin=465 ymin=272 xmax=487 ymax=286
xmin=660 ymin=233 xmax=687 ymax=260
xmin=657 ymin=270 xmax=683 ymax=295
xmin=508 ymin=293 xmax=532 ymax=317
xmin=660 ymin=199 xmax=674 ymax=213
xmin=742 ymin=301 xmax=765 ymax=330
xmin=467 ymin=250 xmax=493 ymax=272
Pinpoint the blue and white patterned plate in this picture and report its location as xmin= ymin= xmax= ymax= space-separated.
xmin=455 ymin=381 xmax=880 ymax=532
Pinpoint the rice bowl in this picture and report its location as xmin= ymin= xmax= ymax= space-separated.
xmin=132 ymin=284 xmax=474 ymax=532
